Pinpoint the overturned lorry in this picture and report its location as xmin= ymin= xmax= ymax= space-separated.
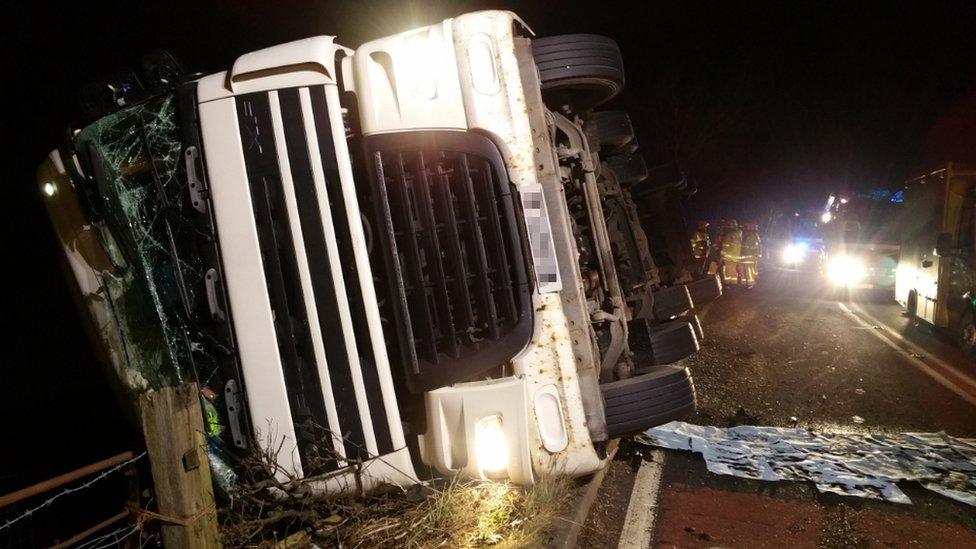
xmin=38 ymin=11 xmax=720 ymax=494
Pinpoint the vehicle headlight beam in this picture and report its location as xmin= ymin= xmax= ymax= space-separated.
xmin=827 ymin=256 xmax=866 ymax=286
xmin=474 ymin=415 xmax=509 ymax=477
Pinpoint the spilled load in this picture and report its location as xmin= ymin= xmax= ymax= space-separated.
xmin=38 ymin=10 xmax=720 ymax=495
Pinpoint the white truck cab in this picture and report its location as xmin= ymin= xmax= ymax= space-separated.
xmin=39 ymin=10 xmax=705 ymax=495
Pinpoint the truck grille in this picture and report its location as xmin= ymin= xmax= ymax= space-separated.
xmin=366 ymin=132 xmax=533 ymax=393
xmin=233 ymin=87 xmax=400 ymax=474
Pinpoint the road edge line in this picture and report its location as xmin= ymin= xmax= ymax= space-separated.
xmin=847 ymin=302 xmax=976 ymax=391
xmin=617 ymin=449 xmax=666 ymax=549
xmin=837 ymin=302 xmax=976 ymax=407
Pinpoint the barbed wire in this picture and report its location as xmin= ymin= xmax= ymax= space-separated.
xmin=75 ymin=523 xmax=141 ymax=549
xmin=0 ymin=451 xmax=147 ymax=533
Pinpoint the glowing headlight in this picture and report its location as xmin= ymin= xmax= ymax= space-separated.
xmin=474 ymin=415 xmax=509 ymax=476
xmin=782 ymin=243 xmax=806 ymax=264
xmin=827 ymin=256 xmax=866 ymax=286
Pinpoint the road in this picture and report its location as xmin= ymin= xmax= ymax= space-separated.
xmin=581 ymin=275 xmax=976 ymax=548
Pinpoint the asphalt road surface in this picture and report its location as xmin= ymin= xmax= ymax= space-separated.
xmin=584 ymin=273 xmax=976 ymax=548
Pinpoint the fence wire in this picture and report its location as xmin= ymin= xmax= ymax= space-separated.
xmin=0 ymin=451 xmax=147 ymax=536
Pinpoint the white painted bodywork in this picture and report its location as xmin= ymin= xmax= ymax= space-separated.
xmin=197 ymin=37 xmax=416 ymax=492
xmin=347 ymin=10 xmax=604 ymax=481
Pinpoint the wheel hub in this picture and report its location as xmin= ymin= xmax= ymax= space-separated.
xmin=963 ymin=324 xmax=976 ymax=348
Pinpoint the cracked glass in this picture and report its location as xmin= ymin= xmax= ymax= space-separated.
xmin=75 ymin=95 xmax=223 ymax=394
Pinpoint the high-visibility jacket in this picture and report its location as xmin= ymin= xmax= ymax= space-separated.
xmin=721 ymin=229 xmax=742 ymax=261
xmin=740 ymin=231 xmax=761 ymax=262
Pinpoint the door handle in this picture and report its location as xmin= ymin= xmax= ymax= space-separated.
xmin=922 ymin=259 xmax=933 ymax=268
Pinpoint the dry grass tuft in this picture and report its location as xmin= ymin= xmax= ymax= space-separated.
xmin=219 ymin=444 xmax=572 ymax=548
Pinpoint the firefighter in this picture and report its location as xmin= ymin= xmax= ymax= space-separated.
xmin=721 ymin=219 xmax=742 ymax=284
xmin=739 ymin=221 xmax=761 ymax=288
xmin=707 ymin=219 xmax=727 ymax=280
xmin=690 ymin=220 xmax=710 ymax=274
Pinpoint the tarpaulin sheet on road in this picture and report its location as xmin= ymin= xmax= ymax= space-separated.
xmin=643 ymin=422 xmax=976 ymax=506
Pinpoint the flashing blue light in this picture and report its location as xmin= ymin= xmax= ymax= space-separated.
xmin=868 ymin=188 xmax=892 ymax=201
xmin=889 ymin=190 xmax=904 ymax=203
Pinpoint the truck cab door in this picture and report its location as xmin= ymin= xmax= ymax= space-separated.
xmin=940 ymin=175 xmax=976 ymax=328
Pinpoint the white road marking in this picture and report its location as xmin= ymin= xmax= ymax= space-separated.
xmin=847 ymin=302 xmax=976 ymax=392
xmin=617 ymin=450 xmax=666 ymax=549
xmin=837 ymin=302 xmax=976 ymax=407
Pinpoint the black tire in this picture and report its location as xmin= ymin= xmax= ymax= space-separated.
xmin=956 ymin=308 xmax=976 ymax=359
xmin=637 ymin=162 xmax=686 ymax=193
xmin=648 ymin=321 xmax=700 ymax=364
xmin=906 ymin=291 xmax=918 ymax=328
xmin=685 ymin=275 xmax=722 ymax=304
xmin=589 ymin=110 xmax=635 ymax=154
xmin=533 ymin=34 xmax=625 ymax=111
xmin=605 ymin=154 xmax=649 ymax=186
xmin=619 ymin=137 xmax=639 ymax=155
xmin=652 ymin=285 xmax=693 ymax=320
xmin=601 ymin=366 xmax=696 ymax=437
xmin=673 ymin=314 xmax=704 ymax=342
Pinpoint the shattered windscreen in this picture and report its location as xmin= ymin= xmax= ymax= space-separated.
xmin=75 ymin=95 xmax=223 ymax=396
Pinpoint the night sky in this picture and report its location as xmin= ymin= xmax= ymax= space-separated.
xmin=5 ymin=0 xmax=976 ymax=487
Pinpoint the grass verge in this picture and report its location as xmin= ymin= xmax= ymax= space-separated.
xmin=218 ymin=448 xmax=572 ymax=548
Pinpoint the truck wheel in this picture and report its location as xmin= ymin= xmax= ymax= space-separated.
xmin=648 ymin=321 xmax=700 ymax=364
xmin=906 ymin=291 xmax=918 ymax=327
xmin=685 ymin=275 xmax=722 ymax=304
xmin=532 ymin=34 xmax=625 ymax=111
xmin=673 ymin=314 xmax=704 ymax=342
xmin=605 ymin=154 xmax=649 ymax=186
xmin=652 ymin=285 xmax=693 ymax=320
xmin=602 ymin=366 xmax=696 ymax=437
xmin=956 ymin=309 xmax=976 ymax=359
xmin=619 ymin=137 xmax=639 ymax=155
xmin=588 ymin=110 xmax=635 ymax=154
xmin=638 ymin=162 xmax=686 ymax=194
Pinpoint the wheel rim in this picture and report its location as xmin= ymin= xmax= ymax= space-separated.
xmin=963 ymin=323 xmax=976 ymax=351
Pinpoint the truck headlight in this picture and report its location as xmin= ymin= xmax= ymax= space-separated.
xmin=782 ymin=243 xmax=806 ymax=264
xmin=474 ymin=415 xmax=509 ymax=477
xmin=827 ymin=256 xmax=866 ymax=286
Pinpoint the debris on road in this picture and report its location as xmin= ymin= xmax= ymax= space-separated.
xmin=851 ymin=415 xmax=865 ymax=424
xmin=642 ymin=422 xmax=976 ymax=507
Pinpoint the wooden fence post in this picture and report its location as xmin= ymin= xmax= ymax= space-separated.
xmin=140 ymin=383 xmax=221 ymax=548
